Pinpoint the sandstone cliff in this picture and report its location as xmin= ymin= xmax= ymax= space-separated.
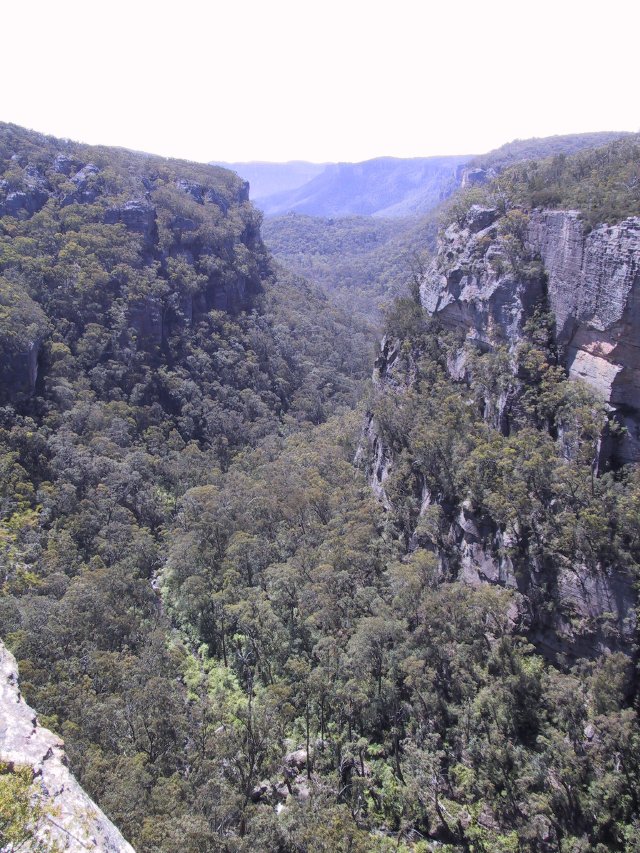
xmin=0 ymin=123 xmax=268 ymax=404
xmin=527 ymin=211 xmax=640 ymax=463
xmin=364 ymin=204 xmax=639 ymax=660
xmin=0 ymin=640 xmax=135 ymax=851
xmin=420 ymin=206 xmax=640 ymax=465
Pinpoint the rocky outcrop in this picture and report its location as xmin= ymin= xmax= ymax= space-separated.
xmin=420 ymin=206 xmax=640 ymax=465
xmin=527 ymin=211 xmax=640 ymax=463
xmin=420 ymin=206 xmax=542 ymax=346
xmin=2 ymin=337 xmax=44 ymax=398
xmin=104 ymin=199 xmax=158 ymax=243
xmin=0 ymin=165 xmax=50 ymax=218
xmin=0 ymin=640 xmax=135 ymax=852
xmin=364 ymin=205 xmax=639 ymax=660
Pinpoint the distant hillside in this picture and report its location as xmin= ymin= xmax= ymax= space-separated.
xmin=223 ymin=135 xmax=634 ymax=221
xmin=212 ymin=160 xmax=326 ymax=199
xmin=471 ymin=131 xmax=633 ymax=171
xmin=263 ymin=212 xmax=439 ymax=321
xmin=229 ymin=155 xmax=471 ymax=217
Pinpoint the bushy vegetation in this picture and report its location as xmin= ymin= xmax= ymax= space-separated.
xmin=471 ymin=131 xmax=633 ymax=173
xmin=450 ymin=135 xmax=640 ymax=231
xmin=501 ymin=136 xmax=640 ymax=228
xmin=0 ymin=124 xmax=638 ymax=852
xmin=0 ymin=762 xmax=54 ymax=851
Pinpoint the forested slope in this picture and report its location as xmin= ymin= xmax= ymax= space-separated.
xmin=0 ymin=125 xmax=639 ymax=853
xmin=0 ymin=123 xmax=374 ymax=851
xmin=262 ymin=213 xmax=439 ymax=323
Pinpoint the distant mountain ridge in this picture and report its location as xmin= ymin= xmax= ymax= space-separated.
xmin=211 ymin=160 xmax=327 ymax=200
xmin=219 ymin=155 xmax=472 ymax=217
xmin=220 ymin=133 xmax=635 ymax=220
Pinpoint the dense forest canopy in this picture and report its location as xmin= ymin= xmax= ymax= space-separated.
xmin=0 ymin=124 xmax=639 ymax=853
xmin=262 ymin=213 xmax=438 ymax=324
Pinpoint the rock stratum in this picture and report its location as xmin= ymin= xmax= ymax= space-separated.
xmin=0 ymin=640 xmax=135 ymax=852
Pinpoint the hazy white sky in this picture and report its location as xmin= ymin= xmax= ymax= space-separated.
xmin=3 ymin=0 xmax=638 ymax=163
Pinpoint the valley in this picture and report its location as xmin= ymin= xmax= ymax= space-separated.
xmin=0 ymin=123 xmax=639 ymax=853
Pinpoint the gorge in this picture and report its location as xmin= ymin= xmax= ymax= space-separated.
xmin=0 ymin=124 xmax=639 ymax=853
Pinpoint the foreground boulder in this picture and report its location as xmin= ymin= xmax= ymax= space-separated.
xmin=0 ymin=640 xmax=135 ymax=852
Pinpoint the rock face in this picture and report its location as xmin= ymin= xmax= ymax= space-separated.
xmin=0 ymin=640 xmax=135 ymax=852
xmin=527 ymin=211 xmax=640 ymax=463
xmin=365 ymin=205 xmax=639 ymax=660
xmin=420 ymin=206 xmax=544 ymax=351
xmin=420 ymin=207 xmax=640 ymax=465
xmin=0 ymin=277 xmax=50 ymax=403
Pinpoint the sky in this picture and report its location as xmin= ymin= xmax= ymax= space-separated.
xmin=2 ymin=0 xmax=639 ymax=164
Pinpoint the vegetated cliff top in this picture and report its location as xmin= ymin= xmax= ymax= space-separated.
xmin=0 ymin=122 xmax=249 ymax=199
xmin=0 ymin=120 xmax=269 ymax=402
xmin=498 ymin=134 xmax=640 ymax=229
xmin=447 ymin=134 xmax=640 ymax=232
xmin=470 ymin=130 xmax=634 ymax=172
xmin=0 ymin=120 xmax=267 ymax=316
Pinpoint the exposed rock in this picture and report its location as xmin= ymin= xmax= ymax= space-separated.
xmin=364 ymin=205 xmax=640 ymax=660
xmin=169 ymin=214 xmax=198 ymax=233
xmin=358 ymin=412 xmax=393 ymax=509
xmin=461 ymin=167 xmax=491 ymax=188
xmin=127 ymin=296 xmax=164 ymax=347
xmin=283 ymin=748 xmax=308 ymax=771
xmin=421 ymin=208 xmax=640 ymax=465
xmin=0 ymin=168 xmax=49 ymax=219
xmin=53 ymin=153 xmax=80 ymax=176
xmin=466 ymin=204 xmax=499 ymax=233
xmin=175 ymin=178 xmax=242 ymax=211
xmin=61 ymin=163 xmax=103 ymax=206
xmin=0 ymin=278 xmax=49 ymax=402
xmin=420 ymin=215 xmax=545 ymax=353
xmin=2 ymin=337 xmax=44 ymax=398
xmin=104 ymin=199 xmax=158 ymax=243
xmin=250 ymin=781 xmax=270 ymax=803
xmin=0 ymin=640 xmax=135 ymax=852
xmin=526 ymin=211 xmax=640 ymax=464
xmin=176 ymin=178 xmax=206 ymax=204
xmin=455 ymin=503 xmax=518 ymax=590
